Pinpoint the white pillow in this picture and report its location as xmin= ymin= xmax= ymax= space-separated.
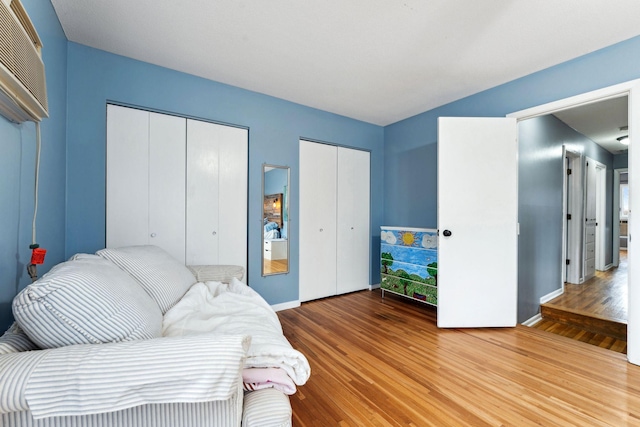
xmin=97 ymin=245 xmax=196 ymax=314
xmin=12 ymin=257 xmax=162 ymax=349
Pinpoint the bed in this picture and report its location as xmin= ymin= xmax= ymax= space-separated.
xmin=264 ymin=220 xmax=281 ymax=239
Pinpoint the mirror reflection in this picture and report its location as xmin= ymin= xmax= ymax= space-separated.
xmin=262 ymin=164 xmax=290 ymax=276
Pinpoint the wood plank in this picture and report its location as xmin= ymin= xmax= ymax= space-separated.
xmin=278 ymin=289 xmax=640 ymax=426
xmin=539 ymin=304 xmax=627 ymax=341
xmin=263 ymin=258 xmax=288 ymax=274
xmin=530 ymin=318 xmax=627 ymax=353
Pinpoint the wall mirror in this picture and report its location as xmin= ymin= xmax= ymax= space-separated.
xmin=262 ymin=164 xmax=290 ymax=276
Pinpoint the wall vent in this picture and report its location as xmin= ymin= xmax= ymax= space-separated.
xmin=0 ymin=0 xmax=48 ymax=123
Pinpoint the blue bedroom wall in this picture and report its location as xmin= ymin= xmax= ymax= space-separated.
xmin=0 ymin=0 xmax=67 ymax=331
xmin=65 ymin=43 xmax=384 ymax=306
xmin=384 ymin=35 xmax=640 ymax=323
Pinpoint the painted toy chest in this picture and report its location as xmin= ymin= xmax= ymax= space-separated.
xmin=380 ymin=226 xmax=438 ymax=306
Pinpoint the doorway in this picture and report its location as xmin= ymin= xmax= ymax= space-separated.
xmin=508 ymin=79 xmax=639 ymax=365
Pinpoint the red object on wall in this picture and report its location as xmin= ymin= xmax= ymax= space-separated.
xmin=30 ymin=248 xmax=46 ymax=265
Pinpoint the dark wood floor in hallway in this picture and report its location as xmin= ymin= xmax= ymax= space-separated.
xmin=533 ymin=251 xmax=628 ymax=353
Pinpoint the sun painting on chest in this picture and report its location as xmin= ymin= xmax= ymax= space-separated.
xmin=400 ymin=231 xmax=416 ymax=246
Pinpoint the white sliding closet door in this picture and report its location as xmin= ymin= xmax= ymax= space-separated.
xmin=186 ymin=119 xmax=248 ymax=272
xmin=149 ymin=113 xmax=186 ymax=263
xmin=186 ymin=119 xmax=221 ymax=265
xmin=299 ymin=140 xmax=371 ymax=302
xmin=106 ymin=106 xmax=186 ymax=263
xmin=336 ymin=147 xmax=370 ymax=294
xmin=106 ymin=105 xmax=149 ymax=249
xmin=299 ymin=140 xmax=338 ymax=301
xmin=107 ymin=105 xmax=248 ymax=275
xmin=216 ymin=125 xmax=248 ymax=269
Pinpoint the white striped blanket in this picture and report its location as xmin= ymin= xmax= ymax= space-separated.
xmin=0 ymin=334 xmax=250 ymax=419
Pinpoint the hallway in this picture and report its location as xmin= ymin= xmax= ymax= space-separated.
xmin=532 ymin=251 xmax=628 ymax=353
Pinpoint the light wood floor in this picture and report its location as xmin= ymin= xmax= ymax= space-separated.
xmin=263 ymin=258 xmax=288 ymax=274
xmin=278 ymin=289 xmax=640 ymax=426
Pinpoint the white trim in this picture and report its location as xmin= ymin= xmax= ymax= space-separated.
xmin=369 ymin=283 xmax=381 ymax=290
xmin=271 ymin=300 xmax=300 ymax=312
xmin=507 ymin=81 xmax=635 ymax=121
xmin=521 ymin=313 xmax=543 ymax=327
xmin=540 ymin=288 xmax=564 ymax=304
xmin=613 ymin=168 xmax=628 ymax=267
xmin=561 ymin=147 xmax=568 ymax=285
xmin=594 ymin=160 xmax=607 ymax=271
xmin=565 ymin=150 xmax=584 ymax=285
xmin=562 ymin=148 xmax=583 ymax=286
xmin=380 ymin=226 xmax=437 ymax=232
xmin=603 ymin=263 xmax=614 ymax=272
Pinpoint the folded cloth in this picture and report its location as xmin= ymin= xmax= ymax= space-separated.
xmin=243 ymin=367 xmax=297 ymax=395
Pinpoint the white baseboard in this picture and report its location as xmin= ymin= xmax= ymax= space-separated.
xmin=271 ymin=300 xmax=301 ymax=312
xmin=369 ymin=283 xmax=380 ymax=290
xmin=522 ymin=313 xmax=543 ymax=327
xmin=603 ymin=263 xmax=614 ymax=271
xmin=539 ymin=288 xmax=563 ymax=304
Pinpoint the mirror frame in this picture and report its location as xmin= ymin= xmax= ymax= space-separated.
xmin=262 ymin=164 xmax=290 ymax=276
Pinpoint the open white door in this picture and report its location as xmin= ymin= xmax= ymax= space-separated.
xmin=437 ymin=117 xmax=518 ymax=328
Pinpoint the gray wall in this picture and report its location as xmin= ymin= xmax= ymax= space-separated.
xmin=518 ymin=115 xmax=613 ymax=322
xmin=614 ymin=153 xmax=629 ymax=169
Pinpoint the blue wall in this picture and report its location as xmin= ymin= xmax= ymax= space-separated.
xmin=4 ymin=3 xmax=640 ymax=331
xmin=65 ymin=43 xmax=384 ymax=306
xmin=0 ymin=0 xmax=67 ymax=331
xmin=385 ymin=35 xmax=640 ymax=227
xmin=384 ymin=35 xmax=640 ymax=322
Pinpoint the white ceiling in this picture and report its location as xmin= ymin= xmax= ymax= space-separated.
xmin=554 ymin=96 xmax=629 ymax=155
xmin=50 ymin=0 xmax=640 ymax=126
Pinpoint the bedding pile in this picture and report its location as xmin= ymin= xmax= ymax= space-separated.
xmin=163 ymin=278 xmax=310 ymax=395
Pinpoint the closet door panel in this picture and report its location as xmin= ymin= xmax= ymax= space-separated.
xmin=106 ymin=105 xmax=150 ymax=249
xmin=186 ymin=119 xmax=221 ymax=265
xmin=217 ymin=125 xmax=248 ymax=276
xmin=337 ymin=147 xmax=370 ymax=294
xmin=300 ymin=141 xmax=338 ymax=301
xmin=148 ymin=112 xmax=187 ymax=263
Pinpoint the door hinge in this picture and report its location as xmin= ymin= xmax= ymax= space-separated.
xmin=567 ymin=214 xmax=572 ymax=220
xmin=567 ymin=168 xmax=572 ymax=175
xmin=566 ymin=259 xmax=570 ymax=265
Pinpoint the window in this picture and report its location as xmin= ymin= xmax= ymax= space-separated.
xmin=621 ymin=182 xmax=629 ymax=219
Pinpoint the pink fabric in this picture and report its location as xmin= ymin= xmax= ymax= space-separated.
xmin=242 ymin=367 xmax=296 ymax=395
